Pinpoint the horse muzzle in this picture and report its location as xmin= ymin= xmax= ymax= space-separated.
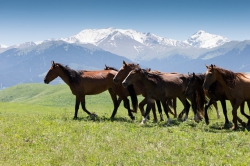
xmin=44 ymin=79 xmax=50 ymax=84
xmin=113 ymin=78 xmax=119 ymax=84
xmin=203 ymin=84 xmax=209 ymax=91
xmin=122 ymin=81 xmax=128 ymax=88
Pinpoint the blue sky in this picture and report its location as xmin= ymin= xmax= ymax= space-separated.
xmin=1 ymin=0 xmax=250 ymax=46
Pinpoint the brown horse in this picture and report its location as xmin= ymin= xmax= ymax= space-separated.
xmin=185 ymin=73 xmax=229 ymax=125
xmin=113 ymin=61 xmax=175 ymax=121
xmin=103 ymin=64 xmax=138 ymax=116
xmin=203 ymin=64 xmax=250 ymax=130
xmin=122 ymin=66 xmax=191 ymax=124
xmin=44 ymin=61 xmax=136 ymax=120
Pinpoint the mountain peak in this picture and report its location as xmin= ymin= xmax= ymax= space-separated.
xmin=185 ymin=30 xmax=230 ymax=48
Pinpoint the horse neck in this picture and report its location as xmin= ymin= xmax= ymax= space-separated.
xmin=140 ymin=72 xmax=159 ymax=90
xmin=57 ymin=67 xmax=71 ymax=86
xmin=214 ymin=70 xmax=231 ymax=92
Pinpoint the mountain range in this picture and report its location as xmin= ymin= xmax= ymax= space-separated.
xmin=0 ymin=28 xmax=249 ymax=88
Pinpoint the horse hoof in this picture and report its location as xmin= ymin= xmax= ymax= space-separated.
xmin=153 ymin=119 xmax=158 ymax=123
xmin=231 ymin=125 xmax=238 ymax=131
xmin=130 ymin=116 xmax=135 ymax=120
xmin=73 ymin=117 xmax=78 ymax=120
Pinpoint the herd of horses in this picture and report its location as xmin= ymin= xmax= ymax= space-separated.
xmin=44 ymin=61 xmax=250 ymax=130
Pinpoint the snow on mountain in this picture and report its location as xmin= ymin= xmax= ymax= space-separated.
xmin=0 ymin=44 xmax=8 ymax=48
xmin=0 ymin=44 xmax=8 ymax=53
xmin=62 ymin=27 xmax=187 ymax=47
xmin=184 ymin=30 xmax=230 ymax=48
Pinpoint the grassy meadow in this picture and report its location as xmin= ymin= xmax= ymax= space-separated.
xmin=0 ymin=83 xmax=250 ymax=165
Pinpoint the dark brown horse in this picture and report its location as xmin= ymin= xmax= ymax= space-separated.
xmin=185 ymin=72 xmax=228 ymax=125
xmin=103 ymin=64 xmax=138 ymax=116
xmin=122 ymin=66 xmax=191 ymax=124
xmin=203 ymin=64 xmax=250 ymax=130
xmin=44 ymin=61 xmax=136 ymax=120
xmin=186 ymin=72 xmax=250 ymax=127
xmin=113 ymin=61 xmax=176 ymax=122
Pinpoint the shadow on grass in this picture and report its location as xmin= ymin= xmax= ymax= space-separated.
xmin=62 ymin=114 xmax=250 ymax=132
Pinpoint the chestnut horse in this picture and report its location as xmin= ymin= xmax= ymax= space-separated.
xmin=44 ymin=61 xmax=136 ymax=120
xmin=203 ymin=64 xmax=250 ymax=130
xmin=122 ymin=67 xmax=191 ymax=124
xmin=113 ymin=61 xmax=176 ymax=121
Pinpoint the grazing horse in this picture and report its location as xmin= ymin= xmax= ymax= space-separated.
xmin=122 ymin=67 xmax=191 ymax=124
xmin=203 ymin=64 xmax=250 ymax=130
xmin=113 ymin=61 xmax=175 ymax=122
xmin=44 ymin=61 xmax=136 ymax=120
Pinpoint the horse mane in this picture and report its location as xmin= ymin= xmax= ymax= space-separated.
xmin=104 ymin=65 xmax=118 ymax=71
xmin=188 ymin=73 xmax=206 ymax=112
xmin=136 ymin=67 xmax=162 ymax=85
xmin=125 ymin=62 xmax=140 ymax=69
xmin=213 ymin=66 xmax=240 ymax=88
xmin=56 ymin=63 xmax=83 ymax=84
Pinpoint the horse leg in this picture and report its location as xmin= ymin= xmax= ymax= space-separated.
xmin=139 ymin=97 xmax=147 ymax=116
xmin=108 ymin=89 xmax=120 ymax=119
xmin=141 ymin=99 xmax=153 ymax=124
xmin=173 ymin=98 xmax=177 ymax=118
xmin=73 ymin=98 xmax=80 ymax=119
xmin=239 ymin=101 xmax=248 ymax=127
xmin=247 ymin=101 xmax=250 ymax=126
xmin=204 ymin=99 xmax=213 ymax=125
xmin=123 ymin=97 xmax=135 ymax=120
xmin=212 ymin=102 xmax=220 ymax=119
xmin=220 ymin=100 xmax=230 ymax=126
xmin=166 ymin=99 xmax=175 ymax=116
xmin=161 ymin=99 xmax=171 ymax=125
xmin=80 ymin=96 xmax=95 ymax=117
xmin=231 ymin=100 xmax=241 ymax=130
xmin=156 ymin=100 xmax=164 ymax=121
xmin=151 ymin=101 xmax=158 ymax=122
xmin=179 ymin=96 xmax=190 ymax=121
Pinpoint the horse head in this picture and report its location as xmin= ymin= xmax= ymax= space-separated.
xmin=44 ymin=61 xmax=60 ymax=84
xmin=122 ymin=67 xmax=142 ymax=88
xmin=113 ymin=61 xmax=139 ymax=84
xmin=203 ymin=64 xmax=217 ymax=90
xmin=185 ymin=72 xmax=196 ymax=96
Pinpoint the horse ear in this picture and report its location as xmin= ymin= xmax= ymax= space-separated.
xmin=205 ymin=64 xmax=209 ymax=69
xmin=51 ymin=61 xmax=55 ymax=67
xmin=193 ymin=72 xmax=195 ymax=77
xmin=123 ymin=60 xmax=127 ymax=66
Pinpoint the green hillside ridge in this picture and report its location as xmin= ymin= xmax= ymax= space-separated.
xmin=0 ymin=83 xmax=115 ymax=107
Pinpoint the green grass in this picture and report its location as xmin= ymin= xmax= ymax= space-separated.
xmin=0 ymin=83 xmax=250 ymax=165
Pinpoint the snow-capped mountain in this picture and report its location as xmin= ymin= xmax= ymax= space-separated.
xmin=62 ymin=27 xmax=187 ymax=47
xmin=0 ymin=28 xmax=250 ymax=88
xmin=184 ymin=30 xmax=229 ymax=48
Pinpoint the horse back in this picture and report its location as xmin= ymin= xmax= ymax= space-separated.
xmin=76 ymin=70 xmax=117 ymax=95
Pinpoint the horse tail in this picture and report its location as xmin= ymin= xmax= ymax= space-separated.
xmin=127 ymin=84 xmax=138 ymax=112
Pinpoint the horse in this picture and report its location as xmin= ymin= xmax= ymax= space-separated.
xmin=44 ymin=61 xmax=137 ymax=120
xmin=103 ymin=64 xmax=139 ymax=116
xmin=113 ymin=61 xmax=176 ymax=122
xmin=203 ymin=64 xmax=250 ymax=130
xmin=121 ymin=66 xmax=191 ymax=124
xmin=186 ymin=72 xmax=250 ymax=127
xmin=185 ymin=72 xmax=228 ymax=125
